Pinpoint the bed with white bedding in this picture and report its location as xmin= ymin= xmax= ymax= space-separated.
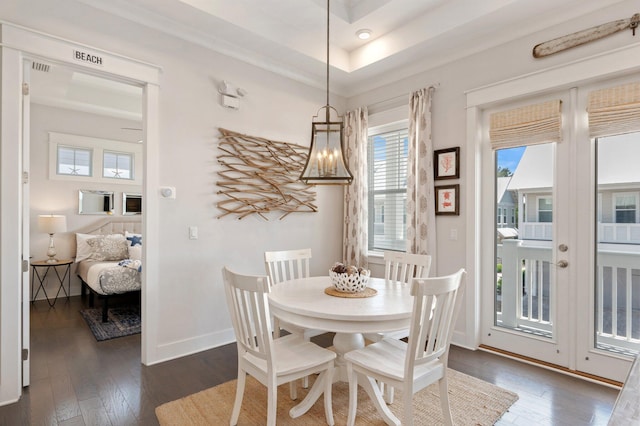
xmin=75 ymin=219 xmax=142 ymax=322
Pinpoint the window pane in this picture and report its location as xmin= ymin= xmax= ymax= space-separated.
xmin=615 ymin=195 xmax=636 ymax=210
xmin=57 ymin=146 xmax=91 ymax=176
xmin=103 ymin=151 xmax=133 ymax=179
xmin=368 ymin=127 xmax=408 ymax=252
xmin=596 ymin=132 xmax=640 ymax=356
xmin=616 ymin=210 xmax=635 ymax=223
xmin=538 ymin=198 xmax=553 ymax=222
xmin=539 ymin=211 xmax=553 ymax=223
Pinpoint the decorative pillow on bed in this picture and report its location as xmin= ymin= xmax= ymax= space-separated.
xmin=86 ymin=234 xmax=129 ymax=261
xmin=128 ymin=245 xmax=142 ymax=261
xmin=118 ymin=259 xmax=142 ymax=272
xmin=75 ymin=233 xmax=97 ymax=262
xmin=124 ymin=231 xmax=143 ymax=260
xmin=125 ymin=231 xmax=142 ymax=246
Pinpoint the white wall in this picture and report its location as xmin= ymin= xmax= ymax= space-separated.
xmin=30 ymin=103 xmax=142 ymax=298
xmin=1 ymin=0 xmax=639 ymax=394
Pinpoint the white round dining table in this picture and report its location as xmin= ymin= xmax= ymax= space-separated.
xmin=268 ymin=276 xmax=413 ymax=379
xmin=269 ymin=276 xmax=413 ymax=424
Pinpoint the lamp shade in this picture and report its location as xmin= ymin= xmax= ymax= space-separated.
xmin=38 ymin=215 xmax=67 ymax=234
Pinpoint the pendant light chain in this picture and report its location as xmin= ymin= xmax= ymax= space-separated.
xmin=325 ymin=0 xmax=330 ymax=123
xmin=298 ymin=0 xmax=353 ymax=185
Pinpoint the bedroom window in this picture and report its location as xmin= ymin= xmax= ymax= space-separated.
xmin=49 ymin=132 xmax=142 ymax=185
xmin=367 ymin=122 xmax=409 ymax=252
xmin=103 ymin=151 xmax=133 ymax=180
xmin=57 ymin=146 xmax=92 ymax=176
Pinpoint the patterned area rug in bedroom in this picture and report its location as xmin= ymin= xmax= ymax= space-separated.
xmin=80 ymin=305 xmax=141 ymax=341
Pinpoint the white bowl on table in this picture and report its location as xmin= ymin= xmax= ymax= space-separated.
xmin=329 ymin=269 xmax=370 ymax=293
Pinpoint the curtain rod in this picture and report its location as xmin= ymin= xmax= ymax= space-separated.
xmin=366 ymin=83 xmax=439 ymax=112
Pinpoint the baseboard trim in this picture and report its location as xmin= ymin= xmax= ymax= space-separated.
xmin=148 ymin=328 xmax=236 ymax=366
xmin=479 ymin=344 xmax=623 ymax=389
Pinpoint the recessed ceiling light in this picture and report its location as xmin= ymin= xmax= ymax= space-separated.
xmin=356 ymin=29 xmax=371 ymax=40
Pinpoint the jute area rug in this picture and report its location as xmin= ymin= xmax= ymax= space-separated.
xmin=155 ymin=368 xmax=518 ymax=425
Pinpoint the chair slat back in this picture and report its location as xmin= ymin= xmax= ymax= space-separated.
xmin=405 ymin=269 xmax=465 ymax=376
xmin=223 ymin=266 xmax=273 ymax=363
xmin=384 ymin=251 xmax=432 ymax=284
xmin=264 ymin=248 xmax=312 ymax=286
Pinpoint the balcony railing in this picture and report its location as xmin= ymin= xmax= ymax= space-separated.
xmin=497 ymin=239 xmax=640 ymax=355
xmin=519 ymin=222 xmax=640 ymax=244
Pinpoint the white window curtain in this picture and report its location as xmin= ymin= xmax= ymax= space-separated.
xmin=587 ymin=81 xmax=640 ymax=137
xmin=489 ymin=100 xmax=563 ymax=149
xmin=406 ymin=87 xmax=436 ymax=261
xmin=343 ymin=107 xmax=369 ymax=268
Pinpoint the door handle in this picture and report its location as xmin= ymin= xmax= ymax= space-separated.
xmin=557 ymin=260 xmax=568 ymax=268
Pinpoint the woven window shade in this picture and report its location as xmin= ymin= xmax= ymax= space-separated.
xmin=489 ymin=100 xmax=562 ymax=150
xmin=587 ymin=82 xmax=640 ymax=138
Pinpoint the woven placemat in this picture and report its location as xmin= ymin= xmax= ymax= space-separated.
xmin=324 ymin=286 xmax=377 ymax=298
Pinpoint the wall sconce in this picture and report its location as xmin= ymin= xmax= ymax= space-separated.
xmin=218 ymin=80 xmax=247 ymax=110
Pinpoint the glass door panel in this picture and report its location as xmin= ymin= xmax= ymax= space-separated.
xmin=495 ymin=144 xmax=555 ymax=339
xmin=595 ymin=132 xmax=640 ymax=357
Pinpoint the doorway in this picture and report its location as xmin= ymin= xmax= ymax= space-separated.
xmin=25 ymin=59 xmax=145 ymax=386
xmin=0 ymin=22 xmax=160 ymax=401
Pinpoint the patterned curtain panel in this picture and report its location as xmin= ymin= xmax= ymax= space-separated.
xmin=343 ymin=107 xmax=369 ymax=268
xmin=406 ymin=88 xmax=437 ymax=265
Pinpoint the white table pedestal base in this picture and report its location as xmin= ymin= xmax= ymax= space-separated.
xmin=332 ymin=332 xmax=365 ymax=382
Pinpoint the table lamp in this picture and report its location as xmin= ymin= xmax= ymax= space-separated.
xmin=38 ymin=214 xmax=67 ymax=264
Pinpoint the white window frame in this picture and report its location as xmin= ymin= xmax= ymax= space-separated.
xmin=537 ymin=195 xmax=553 ymax=223
xmin=103 ymin=150 xmax=134 ymax=180
xmin=612 ymin=192 xmax=639 ymax=224
xmin=56 ymin=145 xmax=93 ymax=177
xmin=48 ymin=132 xmax=142 ymax=185
xmin=366 ymin=117 xmax=409 ymax=254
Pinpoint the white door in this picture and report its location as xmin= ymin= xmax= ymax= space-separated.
xmin=573 ymin=78 xmax=640 ymax=382
xmin=482 ymin=92 xmax=572 ymax=369
xmin=21 ymin=59 xmax=31 ymax=387
xmin=482 ymin=81 xmax=637 ymax=382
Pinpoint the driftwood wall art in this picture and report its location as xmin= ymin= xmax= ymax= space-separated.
xmin=216 ymin=128 xmax=317 ymax=220
xmin=533 ymin=12 xmax=639 ymax=58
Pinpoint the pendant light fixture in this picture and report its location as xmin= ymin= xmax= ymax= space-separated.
xmin=300 ymin=0 xmax=353 ymax=185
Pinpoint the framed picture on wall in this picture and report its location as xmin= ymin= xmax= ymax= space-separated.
xmin=435 ymin=184 xmax=459 ymax=215
xmin=434 ymin=147 xmax=460 ymax=180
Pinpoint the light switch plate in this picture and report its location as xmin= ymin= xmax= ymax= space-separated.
xmin=189 ymin=226 xmax=198 ymax=240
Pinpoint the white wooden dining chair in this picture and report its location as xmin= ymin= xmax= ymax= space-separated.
xmin=222 ymin=266 xmax=336 ymax=426
xmin=345 ymin=269 xmax=466 ymax=426
xmin=264 ymin=249 xmax=322 ymax=339
xmin=265 ymin=249 xmax=325 ymax=389
xmin=364 ymin=251 xmax=432 ymax=343
xmin=363 ymin=251 xmax=432 ymax=403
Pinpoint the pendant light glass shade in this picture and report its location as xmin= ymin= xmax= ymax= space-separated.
xmin=300 ymin=106 xmax=353 ymax=185
xmin=299 ymin=0 xmax=353 ymax=185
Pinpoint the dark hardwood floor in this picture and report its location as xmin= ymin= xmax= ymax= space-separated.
xmin=0 ymin=295 xmax=619 ymax=425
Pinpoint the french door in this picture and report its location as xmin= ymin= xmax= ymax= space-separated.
xmin=482 ymin=78 xmax=638 ymax=382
